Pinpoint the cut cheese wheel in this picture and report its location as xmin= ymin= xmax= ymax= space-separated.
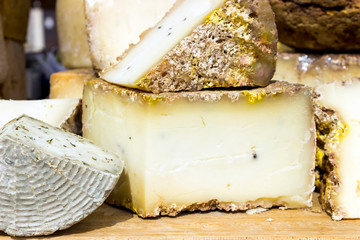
xmin=83 ymin=78 xmax=315 ymax=217
xmin=0 ymin=115 xmax=123 ymax=236
xmin=85 ymin=0 xmax=277 ymax=93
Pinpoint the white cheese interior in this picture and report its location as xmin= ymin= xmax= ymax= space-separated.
xmin=83 ymin=84 xmax=315 ymax=215
xmin=85 ymin=0 xmax=176 ymax=70
xmin=0 ymin=115 xmax=123 ymax=175
xmin=0 ymin=98 xmax=80 ymax=128
xmin=316 ymin=80 xmax=360 ymax=220
xmin=101 ymin=0 xmax=225 ymax=87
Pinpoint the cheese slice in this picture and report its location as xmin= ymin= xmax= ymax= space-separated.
xmin=0 ymin=115 xmax=123 ymax=236
xmin=49 ymin=69 xmax=95 ymax=99
xmin=85 ymin=0 xmax=277 ymax=93
xmin=0 ymin=98 xmax=82 ymax=135
xmin=82 ymin=78 xmax=315 ymax=217
xmin=273 ymin=52 xmax=360 ymax=220
xmin=56 ymin=0 xmax=92 ymax=68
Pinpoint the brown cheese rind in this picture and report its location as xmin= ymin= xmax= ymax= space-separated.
xmin=270 ymin=0 xmax=360 ymax=51
xmin=133 ymin=0 xmax=277 ymax=93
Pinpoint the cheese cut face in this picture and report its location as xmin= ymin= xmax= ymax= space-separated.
xmin=85 ymin=0 xmax=277 ymax=93
xmin=50 ymin=69 xmax=95 ymax=99
xmin=0 ymin=98 xmax=82 ymax=135
xmin=0 ymin=115 xmax=123 ymax=236
xmin=82 ymin=78 xmax=315 ymax=217
xmin=56 ymin=0 xmax=92 ymax=68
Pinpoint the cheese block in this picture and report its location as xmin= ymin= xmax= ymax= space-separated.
xmin=0 ymin=98 xmax=82 ymax=135
xmin=85 ymin=0 xmax=277 ymax=93
xmin=49 ymin=69 xmax=95 ymax=99
xmin=0 ymin=115 xmax=123 ymax=236
xmin=82 ymin=78 xmax=315 ymax=217
xmin=273 ymin=53 xmax=360 ymax=88
xmin=56 ymin=0 xmax=92 ymax=68
xmin=273 ymin=53 xmax=360 ymax=220
xmin=314 ymin=79 xmax=360 ymax=220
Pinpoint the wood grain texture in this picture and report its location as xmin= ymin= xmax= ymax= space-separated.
xmin=0 ymin=194 xmax=359 ymax=239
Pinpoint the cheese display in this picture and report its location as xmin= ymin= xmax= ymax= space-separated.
xmin=83 ymin=78 xmax=315 ymax=217
xmin=85 ymin=0 xmax=277 ymax=93
xmin=56 ymin=0 xmax=92 ymax=68
xmin=0 ymin=115 xmax=123 ymax=236
xmin=0 ymin=98 xmax=82 ymax=135
xmin=49 ymin=69 xmax=95 ymax=99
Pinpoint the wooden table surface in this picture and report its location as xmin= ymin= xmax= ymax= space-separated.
xmin=1 ymin=193 xmax=359 ymax=240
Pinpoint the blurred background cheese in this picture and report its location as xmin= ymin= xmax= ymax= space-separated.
xmin=0 ymin=0 xmax=30 ymax=100
xmin=56 ymin=0 xmax=92 ymax=68
xmin=49 ymin=68 xmax=94 ymax=99
xmin=83 ymin=78 xmax=315 ymax=217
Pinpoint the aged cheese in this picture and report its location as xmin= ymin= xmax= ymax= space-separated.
xmin=273 ymin=52 xmax=360 ymax=220
xmin=85 ymin=0 xmax=277 ymax=93
xmin=0 ymin=98 xmax=82 ymax=135
xmin=83 ymin=78 xmax=315 ymax=217
xmin=50 ymin=69 xmax=95 ymax=99
xmin=0 ymin=115 xmax=123 ymax=236
xmin=56 ymin=0 xmax=92 ymax=68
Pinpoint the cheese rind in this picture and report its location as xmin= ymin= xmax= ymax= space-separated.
xmin=0 ymin=115 xmax=123 ymax=236
xmin=87 ymin=0 xmax=277 ymax=93
xmin=83 ymin=78 xmax=315 ymax=217
xmin=56 ymin=0 xmax=92 ymax=68
xmin=0 ymin=98 xmax=82 ymax=135
xmin=273 ymin=53 xmax=360 ymax=88
xmin=49 ymin=69 xmax=95 ymax=99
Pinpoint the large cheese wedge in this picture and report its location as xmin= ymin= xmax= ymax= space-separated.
xmin=56 ymin=0 xmax=92 ymax=68
xmin=85 ymin=0 xmax=277 ymax=93
xmin=49 ymin=69 xmax=95 ymax=99
xmin=273 ymin=52 xmax=360 ymax=220
xmin=0 ymin=98 xmax=82 ymax=135
xmin=83 ymin=78 xmax=315 ymax=217
xmin=0 ymin=115 xmax=123 ymax=236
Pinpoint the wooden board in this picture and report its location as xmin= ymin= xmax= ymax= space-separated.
xmin=1 ymin=193 xmax=360 ymax=240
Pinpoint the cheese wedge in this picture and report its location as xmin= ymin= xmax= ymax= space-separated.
xmin=0 ymin=115 xmax=123 ymax=236
xmin=273 ymin=52 xmax=360 ymax=220
xmin=82 ymin=78 xmax=315 ymax=217
xmin=85 ymin=0 xmax=277 ymax=93
xmin=56 ymin=0 xmax=92 ymax=68
xmin=49 ymin=69 xmax=95 ymax=99
xmin=0 ymin=98 xmax=82 ymax=135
